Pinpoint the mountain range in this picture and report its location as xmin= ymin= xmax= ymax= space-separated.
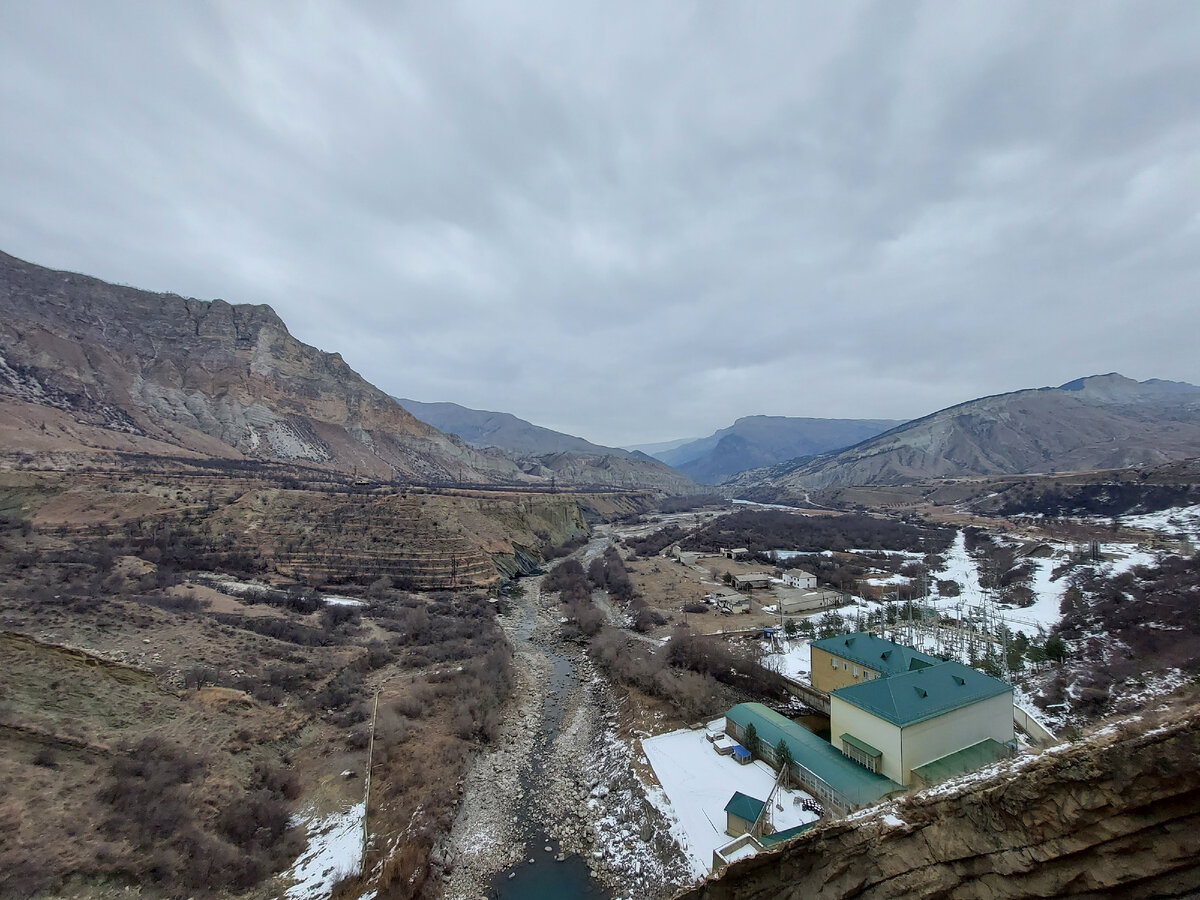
xmin=395 ymin=398 xmax=695 ymax=492
xmin=0 ymin=250 xmax=694 ymax=491
xmin=728 ymin=374 xmax=1200 ymax=500
xmin=651 ymin=415 xmax=905 ymax=484
xmin=5 ymin=250 xmax=1198 ymax=500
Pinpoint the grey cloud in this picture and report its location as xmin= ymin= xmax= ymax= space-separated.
xmin=2 ymin=0 xmax=1198 ymax=447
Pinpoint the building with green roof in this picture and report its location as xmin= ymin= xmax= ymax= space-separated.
xmin=725 ymin=703 xmax=903 ymax=815
xmin=830 ymin=659 xmax=1014 ymax=786
xmin=810 ymin=632 xmax=940 ymax=693
xmin=723 ymin=791 xmax=766 ymax=837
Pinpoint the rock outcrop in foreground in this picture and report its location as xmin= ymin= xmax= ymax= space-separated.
xmin=679 ymin=694 xmax=1200 ymax=899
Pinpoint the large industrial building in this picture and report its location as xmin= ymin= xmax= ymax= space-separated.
xmin=810 ymin=631 xmax=941 ymax=692
xmin=723 ymin=633 xmax=1015 ymax=814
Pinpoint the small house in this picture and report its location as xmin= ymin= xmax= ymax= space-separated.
xmin=724 ymin=791 xmax=766 ymax=837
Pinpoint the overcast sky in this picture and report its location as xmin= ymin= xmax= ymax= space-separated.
xmin=2 ymin=2 xmax=1199 ymax=447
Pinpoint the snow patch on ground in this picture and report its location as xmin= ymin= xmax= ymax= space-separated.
xmin=1018 ymin=556 xmax=1070 ymax=630
xmin=323 ymin=595 xmax=367 ymax=607
xmin=284 ymin=801 xmax=365 ymax=900
xmin=1119 ymin=504 xmax=1200 ymax=541
xmin=763 ymin=639 xmax=812 ymax=681
xmin=1098 ymin=543 xmax=1160 ymax=576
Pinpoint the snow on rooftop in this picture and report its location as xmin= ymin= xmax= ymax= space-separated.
xmin=721 ymin=841 xmax=760 ymax=863
xmin=641 ymin=728 xmax=820 ymax=876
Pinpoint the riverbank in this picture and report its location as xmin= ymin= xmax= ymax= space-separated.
xmin=439 ymin=563 xmax=693 ymax=899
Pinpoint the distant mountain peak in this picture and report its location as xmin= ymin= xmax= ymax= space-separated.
xmin=395 ymin=398 xmax=696 ymax=492
xmin=1058 ymin=372 xmax=1134 ymax=391
xmin=651 ymin=415 xmax=906 ymax=484
xmin=729 ymin=374 xmax=1200 ymax=498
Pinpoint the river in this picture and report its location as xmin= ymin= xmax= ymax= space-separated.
xmin=442 ymin=529 xmax=687 ymax=899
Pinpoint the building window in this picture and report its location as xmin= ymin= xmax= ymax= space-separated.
xmin=841 ymin=740 xmax=881 ymax=774
xmin=853 ymin=665 xmax=860 ymax=677
xmin=831 ymin=657 xmax=838 ymax=668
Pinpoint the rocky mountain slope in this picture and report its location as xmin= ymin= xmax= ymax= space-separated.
xmin=398 ymin=398 xmax=697 ymax=493
xmin=0 ymin=250 xmax=527 ymax=483
xmin=729 ymin=375 xmax=1200 ymax=498
xmin=679 ymin=690 xmax=1200 ymax=899
xmin=397 ymin=398 xmax=626 ymax=458
xmin=656 ymin=416 xmax=903 ymax=485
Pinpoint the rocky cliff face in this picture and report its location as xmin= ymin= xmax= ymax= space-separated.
xmin=730 ymin=374 xmax=1200 ymax=498
xmin=0 ymin=251 xmax=525 ymax=482
xmin=678 ymin=694 xmax=1200 ymax=899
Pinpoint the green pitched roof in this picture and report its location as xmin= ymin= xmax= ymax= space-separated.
xmin=839 ymin=732 xmax=882 ymax=759
xmin=760 ymin=823 xmax=814 ymax=846
xmin=911 ymin=738 xmax=1010 ymax=785
xmin=811 ymin=632 xmax=940 ymax=676
xmin=726 ymin=703 xmax=902 ymax=809
xmin=724 ymin=791 xmax=766 ymax=822
xmin=831 ymin=660 xmax=1013 ymax=727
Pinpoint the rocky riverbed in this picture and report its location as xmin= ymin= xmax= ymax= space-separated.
xmin=439 ymin=572 xmax=692 ymax=900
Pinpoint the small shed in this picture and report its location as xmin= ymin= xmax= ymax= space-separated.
xmin=724 ymin=791 xmax=766 ymax=837
xmin=732 ymin=744 xmax=753 ymax=765
xmin=732 ymin=572 xmax=772 ymax=591
xmin=712 ymin=735 xmax=737 ymax=755
xmin=777 ymin=588 xmax=839 ymax=615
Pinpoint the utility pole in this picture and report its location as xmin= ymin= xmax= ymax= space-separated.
xmin=361 ymin=688 xmax=380 ymax=871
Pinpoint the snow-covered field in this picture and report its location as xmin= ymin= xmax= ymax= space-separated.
xmin=641 ymin=728 xmax=819 ymax=876
xmin=1120 ymin=504 xmax=1200 ymax=541
xmin=283 ymin=801 xmax=365 ymax=900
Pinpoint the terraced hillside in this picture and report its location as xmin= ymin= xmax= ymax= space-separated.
xmin=6 ymin=470 xmax=593 ymax=591
xmin=208 ymin=489 xmax=589 ymax=589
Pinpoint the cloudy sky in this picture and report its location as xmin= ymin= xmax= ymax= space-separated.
xmin=2 ymin=2 xmax=1198 ymax=447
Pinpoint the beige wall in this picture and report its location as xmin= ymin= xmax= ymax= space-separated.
xmin=811 ymin=646 xmax=880 ymax=693
xmin=898 ymin=691 xmax=1014 ymax=783
xmin=832 ymin=691 xmax=1015 ymax=785
xmin=726 ymin=811 xmax=757 ymax=837
xmin=830 ymin=695 xmax=904 ymax=783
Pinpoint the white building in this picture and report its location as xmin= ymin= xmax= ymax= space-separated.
xmin=782 ymin=568 xmax=817 ymax=589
